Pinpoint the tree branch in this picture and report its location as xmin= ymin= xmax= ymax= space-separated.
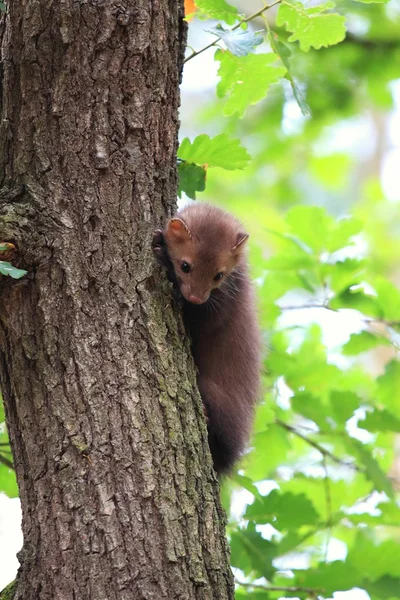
xmin=235 ymin=580 xmax=323 ymax=595
xmin=276 ymin=419 xmax=363 ymax=473
xmin=184 ymin=0 xmax=282 ymax=63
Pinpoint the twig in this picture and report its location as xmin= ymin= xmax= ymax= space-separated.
xmin=365 ymin=317 xmax=400 ymax=329
xmin=0 ymin=452 xmax=14 ymax=470
xmin=184 ymin=0 xmax=282 ymax=63
xmin=280 ymin=302 xmax=337 ymax=312
xmin=280 ymin=302 xmax=400 ymax=331
xmin=235 ymin=580 xmax=323 ymax=594
xmin=276 ymin=419 xmax=363 ymax=473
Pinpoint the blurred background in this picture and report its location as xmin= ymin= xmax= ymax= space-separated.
xmin=179 ymin=1 xmax=400 ymax=598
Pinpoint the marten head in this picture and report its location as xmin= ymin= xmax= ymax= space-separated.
xmin=164 ymin=204 xmax=249 ymax=305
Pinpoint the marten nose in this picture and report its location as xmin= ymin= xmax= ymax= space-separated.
xmin=188 ymin=294 xmax=203 ymax=304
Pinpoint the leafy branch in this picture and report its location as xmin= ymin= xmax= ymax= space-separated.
xmin=184 ymin=0 xmax=282 ymax=63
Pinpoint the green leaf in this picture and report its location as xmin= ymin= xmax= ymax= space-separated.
xmin=253 ymin=402 xmax=275 ymax=434
xmin=281 ymin=474 xmax=372 ymax=517
xmin=276 ymin=2 xmax=346 ymax=52
xmin=268 ymin=325 xmax=342 ymax=395
xmin=328 ymin=259 xmax=366 ymax=294
xmin=326 ymin=217 xmax=363 ymax=251
xmin=374 ymin=278 xmax=400 ymax=321
xmin=348 ymin=502 xmax=400 ymax=527
xmin=343 ymin=331 xmax=391 ymax=355
xmin=0 ymin=261 xmax=27 ymax=279
xmin=215 ymin=50 xmax=286 ymax=118
xmin=0 ymin=3 xmax=6 ymax=12
xmin=376 ymin=360 xmax=400 ymax=413
xmin=178 ymin=134 xmax=251 ymax=170
xmin=329 ymin=391 xmax=360 ymax=424
xmin=309 ymin=154 xmax=352 ymax=192
xmin=358 ymin=408 xmax=400 ymax=433
xmin=208 ymin=24 xmax=263 ymax=57
xmin=331 ymin=287 xmax=381 ymax=316
xmin=0 ymin=463 xmax=18 ymax=498
xmin=291 ymin=391 xmax=329 ymax=429
xmin=232 ymin=473 xmax=262 ymax=500
xmin=363 ymin=576 xmax=400 ymax=599
xmin=348 ymin=533 xmax=400 ymax=581
xmin=285 ymin=205 xmax=333 ymax=253
xmin=345 ymin=437 xmax=394 ymax=498
xmin=247 ymin=424 xmax=292 ymax=481
xmin=195 ymin=0 xmax=239 ymax=25
xmin=245 ymin=489 xmax=319 ymax=530
xmin=230 ymin=526 xmax=277 ymax=580
xmin=297 ymin=561 xmax=360 ymax=595
xmin=265 ymin=250 xmax=316 ymax=270
xmin=177 ymin=162 xmax=206 ymax=199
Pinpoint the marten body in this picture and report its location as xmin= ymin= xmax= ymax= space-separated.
xmin=152 ymin=203 xmax=261 ymax=473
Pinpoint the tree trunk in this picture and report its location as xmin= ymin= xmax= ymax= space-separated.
xmin=0 ymin=2 xmax=234 ymax=599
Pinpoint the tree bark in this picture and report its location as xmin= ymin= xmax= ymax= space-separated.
xmin=0 ymin=2 xmax=234 ymax=599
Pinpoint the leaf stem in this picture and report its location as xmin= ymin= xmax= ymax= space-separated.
xmin=184 ymin=0 xmax=282 ymax=63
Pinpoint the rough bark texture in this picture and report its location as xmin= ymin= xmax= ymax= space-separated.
xmin=0 ymin=2 xmax=234 ymax=599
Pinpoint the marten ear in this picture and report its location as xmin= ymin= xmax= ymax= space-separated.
xmin=167 ymin=218 xmax=192 ymax=243
xmin=232 ymin=232 xmax=249 ymax=253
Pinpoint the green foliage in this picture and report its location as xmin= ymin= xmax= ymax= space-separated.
xmin=178 ymin=134 xmax=251 ymax=169
xmin=0 ymin=397 xmax=18 ymax=498
xmin=194 ymin=0 xmax=239 ymax=25
xmin=276 ymin=2 xmax=346 ymax=52
xmin=0 ymin=580 xmax=16 ymax=600
xmin=0 ymin=262 xmax=27 ymax=279
xmin=222 ymin=201 xmax=400 ymax=597
xmin=177 ymin=134 xmax=251 ymax=198
xmin=177 ymin=161 xmax=206 ymax=199
xmin=215 ymin=50 xmax=287 ymax=117
xmin=182 ymin=0 xmax=400 ymax=586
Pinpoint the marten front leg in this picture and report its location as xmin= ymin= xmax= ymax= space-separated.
xmin=152 ymin=229 xmax=169 ymax=267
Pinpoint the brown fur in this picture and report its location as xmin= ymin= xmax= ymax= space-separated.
xmin=153 ymin=203 xmax=262 ymax=473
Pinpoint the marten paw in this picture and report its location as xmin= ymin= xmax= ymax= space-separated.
xmin=152 ymin=229 xmax=164 ymax=253
xmin=152 ymin=229 xmax=169 ymax=265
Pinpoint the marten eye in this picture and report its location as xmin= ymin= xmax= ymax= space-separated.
xmin=181 ymin=261 xmax=191 ymax=274
xmin=214 ymin=272 xmax=224 ymax=282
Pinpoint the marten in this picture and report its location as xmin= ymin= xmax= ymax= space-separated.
xmin=152 ymin=203 xmax=261 ymax=473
